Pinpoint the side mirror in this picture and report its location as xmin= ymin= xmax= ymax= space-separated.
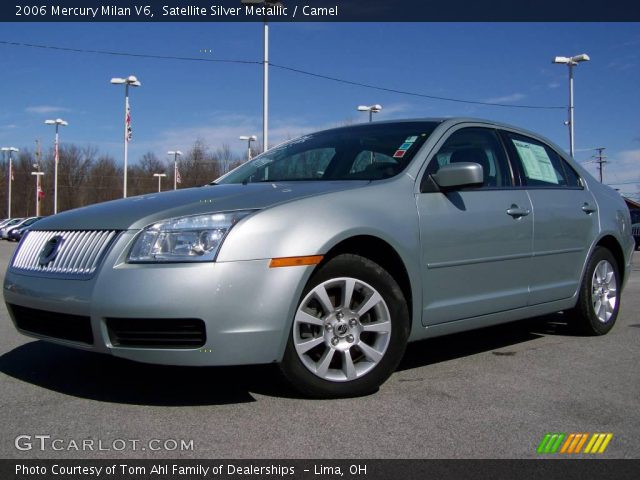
xmin=431 ymin=162 xmax=483 ymax=190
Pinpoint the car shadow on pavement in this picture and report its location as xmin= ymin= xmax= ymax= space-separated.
xmin=398 ymin=312 xmax=573 ymax=371
xmin=0 ymin=313 xmax=576 ymax=404
xmin=0 ymin=340 xmax=297 ymax=405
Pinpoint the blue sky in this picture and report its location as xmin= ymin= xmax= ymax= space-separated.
xmin=0 ymin=22 xmax=638 ymax=198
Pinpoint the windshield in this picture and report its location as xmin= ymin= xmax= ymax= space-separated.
xmin=217 ymin=121 xmax=438 ymax=184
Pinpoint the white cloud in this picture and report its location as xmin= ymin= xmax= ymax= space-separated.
xmin=25 ymin=105 xmax=71 ymax=115
xmin=132 ymin=113 xmax=332 ymax=157
xmin=582 ymin=149 xmax=640 ymax=188
xmin=375 ymin=103 xmax=412 ymax=118
xmin=607 ymin=54 xmax=637 ymax=71
xmin=482 ymin=93 xmax=526 ymax=104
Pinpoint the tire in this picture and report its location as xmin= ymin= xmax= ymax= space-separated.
xmin=280 ymin=254 xmax=410 ymax=398
xmin=569 ymin=247 xmax=621 ymax=336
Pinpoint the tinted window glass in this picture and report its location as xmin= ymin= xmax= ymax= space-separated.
xmin=425 ymin=127 xmax=511 ymax=188
xmin=266 ymin=148 xmax=334 ymax=180
xmin=560 ymin=160 xmax=582 ymax=188
xmin=218 ymin=122 xmax=438 ymax=184
xmin=506 ymin=133 xmax=571 ymax=187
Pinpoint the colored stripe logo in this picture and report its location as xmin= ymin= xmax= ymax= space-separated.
xmin=537 ymin=433 xmax=613 ymax=454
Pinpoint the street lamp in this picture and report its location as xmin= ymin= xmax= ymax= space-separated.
xmin=552 ymin=53 xmax=590 ymax=158
xmin=357 ymin=104 xmax=383 ymax=122
xmin=239 ymin=135 xmax=258 ymax=161
xmin=31 ymin=171 xmax=45 ymax=216
xmin=44 ymin=118 xmax=67 ymax=214
xmin=1 ymin=147 xmax=18 ymax=218
xmin=111 ymin=75 xmax=141 ymax=198
xmin=167 ymin=150 xmax=183 ymax=190
xmin=153 ymin=173 xmax=167 ymax=192
xmin=241 ymin=0 xmax=282 ymax=152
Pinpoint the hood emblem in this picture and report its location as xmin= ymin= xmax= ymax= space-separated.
xmin=39 ymin=236 xmax=64 ymax=267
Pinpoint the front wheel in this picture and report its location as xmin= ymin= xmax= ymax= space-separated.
xmin=280 ymin=254 xmax=410 ymax=398
xmin=569 ymin=246 xmax=621 ymax=336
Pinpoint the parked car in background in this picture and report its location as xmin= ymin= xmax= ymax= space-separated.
xmin=0 ymin=217 xmax=38 ymax=240
xmin=631 ymin=209 xmax=640 ymax=249
xmin=3 ymin=118 xmax=635 ymax=398
xmin=0 ymin=218 xmax=24 ymax=239
xmin=8 ymin=217 xmax=44 ymax=242
xmin=0 ymin=218 xmax=19 ymax=229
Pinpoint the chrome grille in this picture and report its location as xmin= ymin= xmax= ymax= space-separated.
xmin=11 ymin=230 xmax=119 ymax=278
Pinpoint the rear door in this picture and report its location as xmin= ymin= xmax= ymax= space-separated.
xmin=501 ymin=131 xmax=598 ymax=304
xmin=417 ymin=126 xmax=533 ymax=325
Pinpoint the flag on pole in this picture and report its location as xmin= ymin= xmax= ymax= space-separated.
xmin=38 ymin=186 xmax=45 ymax=199
xmin=176 ymin=166 xmax=182 ymax=184
xmin=126 ymin=96 xmax=132 ymax=142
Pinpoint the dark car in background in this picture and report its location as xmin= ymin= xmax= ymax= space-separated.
xmin=631 ymin=209 xmax=640 ymax=249
xmin=8 ymin=217 xmax=44 ymax=242
xmin=0 ymin=217 xmax=39 ymax=240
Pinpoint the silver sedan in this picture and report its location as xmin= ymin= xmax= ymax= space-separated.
xmin=4 ymin=118 xmax=634 ymax=398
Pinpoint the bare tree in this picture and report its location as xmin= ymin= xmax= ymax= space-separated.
xmin=88 ymin=155 xmax=122 ymax=204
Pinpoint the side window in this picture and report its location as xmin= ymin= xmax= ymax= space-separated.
xmin=424 ymin=127 xmax=512 ymax=188
xmin=506 ymin=133 xmax=578 ymax=188
xmin=561 ymin=160 xmax=583 ymax=188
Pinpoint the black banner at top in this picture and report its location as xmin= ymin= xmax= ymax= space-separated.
xmin=3 ymin=0 xmax=640 ymax=22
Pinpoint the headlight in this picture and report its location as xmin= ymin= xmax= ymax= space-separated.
xmin=127 ymin=210 xmax=253 ymax=263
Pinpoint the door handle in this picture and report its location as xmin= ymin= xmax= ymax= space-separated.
xmin=582 ymin=203 xmax=597 ymax=214
xmin=506 ymin=204 xmax=531 ymax=218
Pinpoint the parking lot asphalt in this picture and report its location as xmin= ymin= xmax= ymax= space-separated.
xmin=0 ymin=240 xmax=638 ymax=459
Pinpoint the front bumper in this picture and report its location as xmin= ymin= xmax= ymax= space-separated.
xmin=4 ymin=231 xmax=313 ymax=366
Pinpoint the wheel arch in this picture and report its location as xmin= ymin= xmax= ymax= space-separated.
xmin=595 ymin=234 xmax=625 ymax=281
xmin=318 ymin=235 xmax=414 ymax=327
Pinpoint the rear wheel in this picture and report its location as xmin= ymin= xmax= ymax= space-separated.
xmin=569 ymin=247 xmax=620 ymax=336
xmin=280 ymin=254 xmax=410 ymax=398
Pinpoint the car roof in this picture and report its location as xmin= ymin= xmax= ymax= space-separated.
xmin=304 ymin=117 xmax=569 ymax=162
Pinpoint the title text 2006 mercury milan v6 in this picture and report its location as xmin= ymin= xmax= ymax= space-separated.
xmin=4 ymin=118 xmax=634 ymax=397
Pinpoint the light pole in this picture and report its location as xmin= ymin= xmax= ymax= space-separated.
xmin=241 ymin=0 xmax=282 ymax=152
xmin=111 ymin=75 xmax=141 ymax=198
xmin=31 ymin=171 xmax=44 ymax=216
xmin=239 ymin=135 xmax=258 ymax=161
xmin=1 ymin=147 xmax=18 ymax=218
xmin=167 ymin=150 xmax=183 ymax=190
xmin=552 ymin=53 xmax=590 ymax=158
xmin=153 ymin=173 xmax=167 ymax=192
xmin=357 ymin=104 xmax=383 ymax=122
xmin=44 ymin=118 xmax=67 ymax=214
xmin=34 ymin=139 xmax=43 ymax=216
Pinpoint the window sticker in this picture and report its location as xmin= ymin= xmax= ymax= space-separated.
xmin=393 ymin=150 xmax=406 ymax=158
xmin=512 ymin=139 xmax=559 ymax=184
xmin=405 ymin=136 xmax=418 ymax=143
xmin=399 ymin=142 xmax=413 ymax=150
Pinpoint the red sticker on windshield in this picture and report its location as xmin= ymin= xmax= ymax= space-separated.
xmin=393 ymin=150 xmax=406 ymax=158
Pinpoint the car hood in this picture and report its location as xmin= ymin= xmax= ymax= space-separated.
xmin=33 ymin=181 xmax=369 ymax=231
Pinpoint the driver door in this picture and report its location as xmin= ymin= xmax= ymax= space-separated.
xmin=417 ymin=127 xmax=533 ymax=325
